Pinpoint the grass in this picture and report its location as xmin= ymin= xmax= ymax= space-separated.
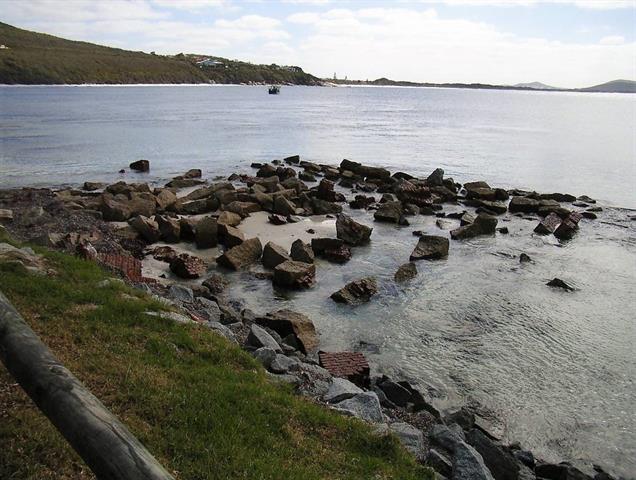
xmin=0 ymin=232 xmax=432 ymax=480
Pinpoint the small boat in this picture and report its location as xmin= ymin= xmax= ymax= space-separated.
xmin=268 ymin=85 xmax=280 ymax=95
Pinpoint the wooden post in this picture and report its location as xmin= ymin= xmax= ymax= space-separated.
xmin=0 ymin=292 xmax=175 ymax=480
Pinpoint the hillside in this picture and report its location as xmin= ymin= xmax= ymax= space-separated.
xmin=0 ymin=22 xmax=321 ymax=85
xmin=513 ymin=81 xmax=558 ymax=90
xmin=579 ymin=79 xmax=636 ymax=93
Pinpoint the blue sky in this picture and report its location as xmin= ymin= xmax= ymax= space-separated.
xmin=2 ymin=0 xmax=635 ymax=87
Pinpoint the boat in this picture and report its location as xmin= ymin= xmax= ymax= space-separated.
xmin=268 ymin=85 xmax=280 ymax=95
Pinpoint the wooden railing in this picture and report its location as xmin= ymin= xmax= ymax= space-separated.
xmin=0 ymin=292 xmax=175 ymax=480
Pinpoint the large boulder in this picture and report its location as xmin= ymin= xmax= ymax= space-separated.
xmin=169 ymin=253 xmax=206 ymax=279
xmin=176 ymin=197 xmax=219 ymax=215
xmin=331 ymin=277 xmax=378 ymax=305
xmin=453 ymin=442 xmax=496 ymax=480
xmin=262 ymin=241 xmax=290 ymax=269
xmin=155 ymin=189 xmax=177 ymax=210
xmin=128 ymin=215 xmax=160 ymax=243
xmin=195 ymin=217 xmax=218 ymax=248
xmin=534 ymin=212 xmax=561 ymax=235
xmin=554 ymin=212 xmax=582 ymax=240
xmin=311 ymin=198 xmax=342 ymax=215
xmin=273 ymin=195 xmax=296 ymax=216
xmin=256 ymin=309 xmax=319 ymax=354
xmin=246 ymin=324 xmax=282 ymax=352
xmin=410 ymin=235 xmax=449 ymax=260
xmin=324 ymin=378 xmax=364 ymax=403
xmin=216 ymin=237 xmax=262 ymax=270
xmin=465 ymin=429 xmax=519 ymax=480
xmin=290 ymin=239 xmax=314 ymax=264
xmin=450 ymin=213 xmax=498 ymax=240
xmin=374 ymin=201 xmax=403 ymax=223
xmin=389 ymin=423 xmax=426 ymax=460
xmin=155 ymin=215 xmax=181 ymax=242
xmin=219 ymin=224 xmax=244 ymax=248
xmin=426 ymin=168 xmax=445 ymax=187
xmin=332 ymin=392 xmax=384 ymax=423
xmin=101 ymin=196 xmax=132 ymax=221
xmin=336 ymin=214 xmax=372 ymax=246
xmin=129 ymin=159 xmax=150 ymax=172
xmin=508 ymin=196 xmax=540 ymax=214
xmin=273 ymin=260 xmax=315 ymax=288
xmin=217 ymin=211 xmax=242 ymax=227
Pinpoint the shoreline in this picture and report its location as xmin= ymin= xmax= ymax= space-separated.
xmin=0 ymin=157 xmax=630 ymax=479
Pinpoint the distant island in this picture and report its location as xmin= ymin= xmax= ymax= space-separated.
xmin=1 ymin=21 xmax=633 ymax=93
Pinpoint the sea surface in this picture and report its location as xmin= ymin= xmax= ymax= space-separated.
xmin=1 ymin=85 xmax=635 ymax=477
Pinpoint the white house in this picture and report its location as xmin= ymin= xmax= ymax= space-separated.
xmin=196 ymin=58 xmax=223 ymax=68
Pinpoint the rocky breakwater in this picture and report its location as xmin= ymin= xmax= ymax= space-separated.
xmin=0 ymin=156 xmax=622 ymax=479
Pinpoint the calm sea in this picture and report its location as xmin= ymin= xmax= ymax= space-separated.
xmin=1 ymin=85 xmax=635 ymax=477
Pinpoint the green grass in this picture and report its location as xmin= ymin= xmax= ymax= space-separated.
xmin=0 ymin=236 xmax=432 ymax=479
xmin=0 ymin=22 xmax=320 ymax=85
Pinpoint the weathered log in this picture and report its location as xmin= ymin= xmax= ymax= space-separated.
xmin=0 ymin=292 xmax=174 ymax=480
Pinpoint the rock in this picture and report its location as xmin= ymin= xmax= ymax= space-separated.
xmin=169 ymin=254 xmax=206 ymax=279
xmin=224 ymin=201 xmax=260 ymax=217
xmin=299 ymin=171 xmax=316 ymax=182
xmin=82 ymin=182 xmax=104 ymax=191
xmin=269 ymin=354 xmax=300 ymax=374
xmin=519 ymin=253 xmax=532 ymax=263
xmin=284 ymin=154 xmax=300 ymax=164
xmin=256 ymin=309 xmax=319 ymax=354
xmin=554 ymin=212 xmax=583 ymax=240
xmin=453 ymin=441 xmax=496 ymax=480
xmin=321 ymin=244 xmax=352 ymax=264
xmin=467 ymin=187 xmax=497 ymax=201
xmin=165 ymin=178 xmax=204 ymax=188
xmin=273 ymin=260 xmax=316 ymax=289
xmin=129 ymin=159 xmax=150 ymax=172
xmin=444 ymin=408 xmax=475 ymax=431
xmin=101 ymin=196 xmax=132 ymax=221
xmin=155 ymin=189 xmax=177 ymax=210
xmin=217 ymin=210 xmax=242 ymax=227
xmin=513 ymin=450 xmax=535 ymax=470
xmin=349 ymin=195 xmax=375 ymax=209
xmin=324 ymin=377 xmax=364 ymax=403
xmin=167 ymin=284 xmax=195 ymax=303
xmin=183 ymin=168 xmax=202 ymax=178
xmin=427 ymin=448 xmax=453 ymax=478
xmin=508 ymin=196 xmax=540 ymax=214
xmin=155 ymin=215 xmax=181 ymax=242
xmin=394 ymin=262 xmax=418 ymax=282
xmin=535 ymin=463 xmax=592 ymax=480
xmin=216 ymin=237 xmax=262 ymax=270
xmin=534 ymin=212 xmax=561 ymax=235
xmin=290 ymin=239 xmax=314 ymax=264
xmin=149 ymin=245 xmax=177 ymax=262
xmin=374 ymin=201 xmax=403 ymax=223
xmin=389 ymin=422 xmax=425 ymax=460
xmin=410 ymin=235 xmax=449 ymax=261
xmin=219 ymin=224 xmax=245 ymax=248
xmin=311 ymin=198 xmax=342 ymax=215
xmin=311 ymin=237 xmax=344 ymax=253
xmin=580 ymin=211 xmax=597 ymax=220
xmin=377 ymin=378 xmax=412 ymax=407
xmin=246 ymin=324 xmax=282 ymax=352
xmin=128 ymin=215 xmax=160 ymax=242
xmin=336 ymin=214 xmax=373 ymax=245
xmin=466 ymin=429 xmax=519 ymax=480
xmin=547 ymin=278 xmax=574 ymax=291
xmin=333 ymin=392 xmax=384 ymax=423
xmin=195 ymin=217 xmax=218 ymax=248
xmin=577 ymin=195 xmax=596 ymax=204
xmin=451 ymin=213 xmax=498 ymax=239
xmin=268 ymin=214 xmax=287 ymax=225
xmin=202 ymin=273 xmax=229 ymax=294
xmin=430 ymin=423 xmax=464 ymax=452
xmin=262 ymin=241 xmax=290 ymax=269
xmin=540 ymin=192 xmax=576 ymax=203
xmin=197 ymin=297 xmax=222 ymax=322
xmin=252 ymin=347 xmax=277 ymax=369
xmin=316 ymin=178 xmax=339 ymax=202
xmin=331 ymin=277 xmax=378 ymax=305
xmin=427 ymin=168 xmax=445 ymax=186
xmin=273 ymin=195 xmax=296 ymax=216
xmin=144 ymin=311 xmax=193 ymax=324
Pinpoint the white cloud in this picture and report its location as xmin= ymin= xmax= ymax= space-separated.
xmin=600 ymin=35 xmax=626 ymax=45
xmin=152 ymin=0 xmax=227 ymax=8
xmin=215 ymin=15 xmax=281 ymax=30
xmin=435 ymin=0 xmax=635 ymax=8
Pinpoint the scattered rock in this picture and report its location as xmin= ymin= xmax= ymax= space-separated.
xmin=410 ymin=235 xmax=449 ymax=261
xmin=128 ymin=215 xmax=160 ymax=242
xmin=389 ymin=422 xmax=425 ymax=460
xmin=427 ymin=168 xmax=445 ymax=187
xmin=167 ymin=284 xmax=195 ymax=303
xmin=394 ymin=262 xmax=417 ymax=282
xmin=534 ymin=212 xmax=562 ymax=235
xmin=554 ymin=212 xmax=583 ymax=241
xmin=324 ymin=377 xmax=364 ymax=403
xmin=256 ymin=309 xmax=319 ymax=354
xmin=466 ymin=428 xmax=519 ymax=480
xmin=577 ymin=195 xmax=596 ymax=204
xmin=155 ymin=215 xmax=181 ymax=243
xmin=333 ymin=392 xmax=384 ymax=423
xmin=331 ymin=277 xmax=378 ymax=305
xmin=219 ymin=224 xmax=245 ymax=248
xmin=290 ymin=239 xmax=314 ymax=264
xmin=273 ymin=260 xmax=316 ymax=289
xmin=519 ymin=253 xmax=532 ymax=263
xmin=451 ymin=213 xmax=498 ymax=240
xmin=336 ymin=213 xmax=373 ymax=246
xmin=547 ymin=278 xmax=574 ymax=291
xmin=508 ymin=196 xmax=540 ymax=214
xmin=269 ymin=354 xmax=300 ymax=374
xmin=169 ymin=253 xmax=206 ymax=279
xmin=217 ymin=210 xmax=242 ymax=227
xmin=246 ymin=324 xmax=282 ymax=352
xmin=262 ymin=241 xmax=290 ymax=269
xmin=374 ymin=201 xmax=403 ymax=223
xmin=82 ymin=182 xmax=104 ymax=191
xmin=216 ymin=237 xmax=262 ymax=270
xmin=195 ymin=217 xmax=218 ymax=248
xmin=453 ymin=441 xmax=496 ymax=480
xmin=129 ymin=159 xmax=150 ymax=172
xmin=268 ymin=214 xmax=287 ymax=225
xmin=427 ymin=448 xmax=453 ymax=478
xmin=252 ymin=347 xmax=277 ymax=369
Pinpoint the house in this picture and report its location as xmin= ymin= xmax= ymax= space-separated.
xmin=285 ymin=66 xmax=303 ymax=73
xmin=196 ymin=58 xmax=224 ymax=68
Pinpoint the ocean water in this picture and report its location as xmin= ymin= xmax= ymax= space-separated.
xmin=1 ymin=85 xmax=635 ymax=477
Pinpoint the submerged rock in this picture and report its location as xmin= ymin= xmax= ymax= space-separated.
xmin=547 ymin=278 xmax=575 ymax=291
xmin=129 ymin=159 xmax=150 ymax=172
xmin=169 ymin=253 xmax=206 ymax=279
xmin=534 ymin=212 xmax=561 ymax=235
xmin=554 ymin=212 xmax=583 ymax=241
xmin=331 ymin=277 xmax=378 ymax=305
xmin=273 ymin=260 xmax=315 ymax=288
xmin=394 ymin=262 xmax=417 ymax=282
xmin=410 ymin=235 xmax=449 ymax=261
xmin=336 ymin=213 xmax=373 ymax=245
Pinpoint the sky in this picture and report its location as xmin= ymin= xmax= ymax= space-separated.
xmin=2 ymin=0 xmax=635 ymax=88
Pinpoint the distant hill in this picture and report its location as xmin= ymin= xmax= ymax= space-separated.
xmin=578 ymin=79 xmax=636 ymax=93
xmin=513 ymin=81 xmax=558 ymax=90
xmin=0 ymin=22 xmax=321 ymax=85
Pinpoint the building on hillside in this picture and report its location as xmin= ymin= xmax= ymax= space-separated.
xmin=196 ymin=58 xmax=224 ymax=68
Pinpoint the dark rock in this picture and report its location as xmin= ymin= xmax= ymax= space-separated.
xmin=410 ymin=235 xmax=449 ymax=261
xmin=128 ymin=215 xmax=160 ymax=242
xmin=155 ymin=189 xmax=177 ymax=211
xmin=299 ymin=171 xmax=316 ymax=182
xmin=554 ymin=212 xmax=583 ymax=240
xmin=454 ymin=441 xmax=497 ymax=480
xmin=534 ymin=212 xmax=561 ymax=235
xmin=316 ymin=179 xmax=339 ymax=202
xmin=466 ymin=428 xmax=519 ymax=480
xmin=324 ymin=377 xmax=363 ymax=403
xmin=331 ymin=277 xmax=378 ymax=305
xmin=155 ymin=215 xmax=180 ymax=242
xmin=427 ymin=168 xmax=445 ymax=186
xmin=394 ymin=262 xmax=417 ymax=282
xmin=349 ymin=195 xmax=375 ymax=209
xmin=268 ymin=214 xmax=287 ymax=225
xmin=377 ymin=378 xmax=411 ymax=407
xmin=195 ymin=217 xmax=218 ymax=248
xmin=427 ymin=448 xmax=452 ymax=478
xmin=284 ymin=154 xmax=300 ymax=164
xmin=273 ymin=260 xmax=316 ymax=288
xmin=429 ymin=423 xmax=464 ymax=452
xmin=256 ymin=163 xmax=278 ymax=178
xmin=178 ymin=217 xmax=197 ymax=241
xmin=535 ymin=463 xmax=592 ymax=480
xmin=290 ymin=239 xmax=314 ymax=264
xmin=540 ymin=192 xmax=576 ymax=202
xmin=262 ymin=241 xmax=290 ymax=269
xmin=311 ymin=197 xmax=342 ymax=215
xmin=170 ymin=253 xmax=206 ymax=279
xmin=183 ymin=168 xmax=202 ymax=178
xmin=219 ymin=224 xmax=245 ymax=248
xmin=217 ymin=210 xmax=242 ymax=227
xmin=444 ymin=407 xmax=475 ymax=431
xmin=202 ymin=273 xmax=229 ymax=295
xmin=216 ymin=237 xmax=262 ymax=270
xmin=513 ymin=450 xmax=535 ymax=470
xmin=451 ymin=213 xmax=498 ymax=239
xmin=311 ymin=237 xmax=344 ymax=253
xmin=336 ymin=213 xmax=373 ymax=246
xmin=519 ymin=253 xmax=532 ymax=263
xmin=374 ymin=201 xmax=403 ymax=223
xmin=580 ymin=211 xmax=597 ymax=220
xmin=129 ymin=159 xmax=150 ymax=172
xmin=547 ymin=278 xmax=574 ymax=291
xmin=149 ymin=245 xmax=176 ymax=262
xmin=256 ymin=309 xmax=318 ymax=354
xmin=497 ymin=227 xmax=509 ymax=234
xmin=225 ymin=200 xmax=260 ymax=218
xmin=83 ymin=181 xmax=104 ymax=191
xmin=509 ymin=196 xmax=540 ymax=214
xmin=247 ymin=324 xmax=282 ymax=352
xmin=577 ymin=195 xmax=596 ymax=204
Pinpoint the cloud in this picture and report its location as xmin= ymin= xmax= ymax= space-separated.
xmin=152 ymin=0 xmax=227 ymax=9
xmin=600 ymin=35 xmax=626 ymax=45
xmin=434 ymin=0 xmax=635 ymax=8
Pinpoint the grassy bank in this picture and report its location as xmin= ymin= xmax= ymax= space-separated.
xmin=0 ymin=232 xmax=431 ymax=479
